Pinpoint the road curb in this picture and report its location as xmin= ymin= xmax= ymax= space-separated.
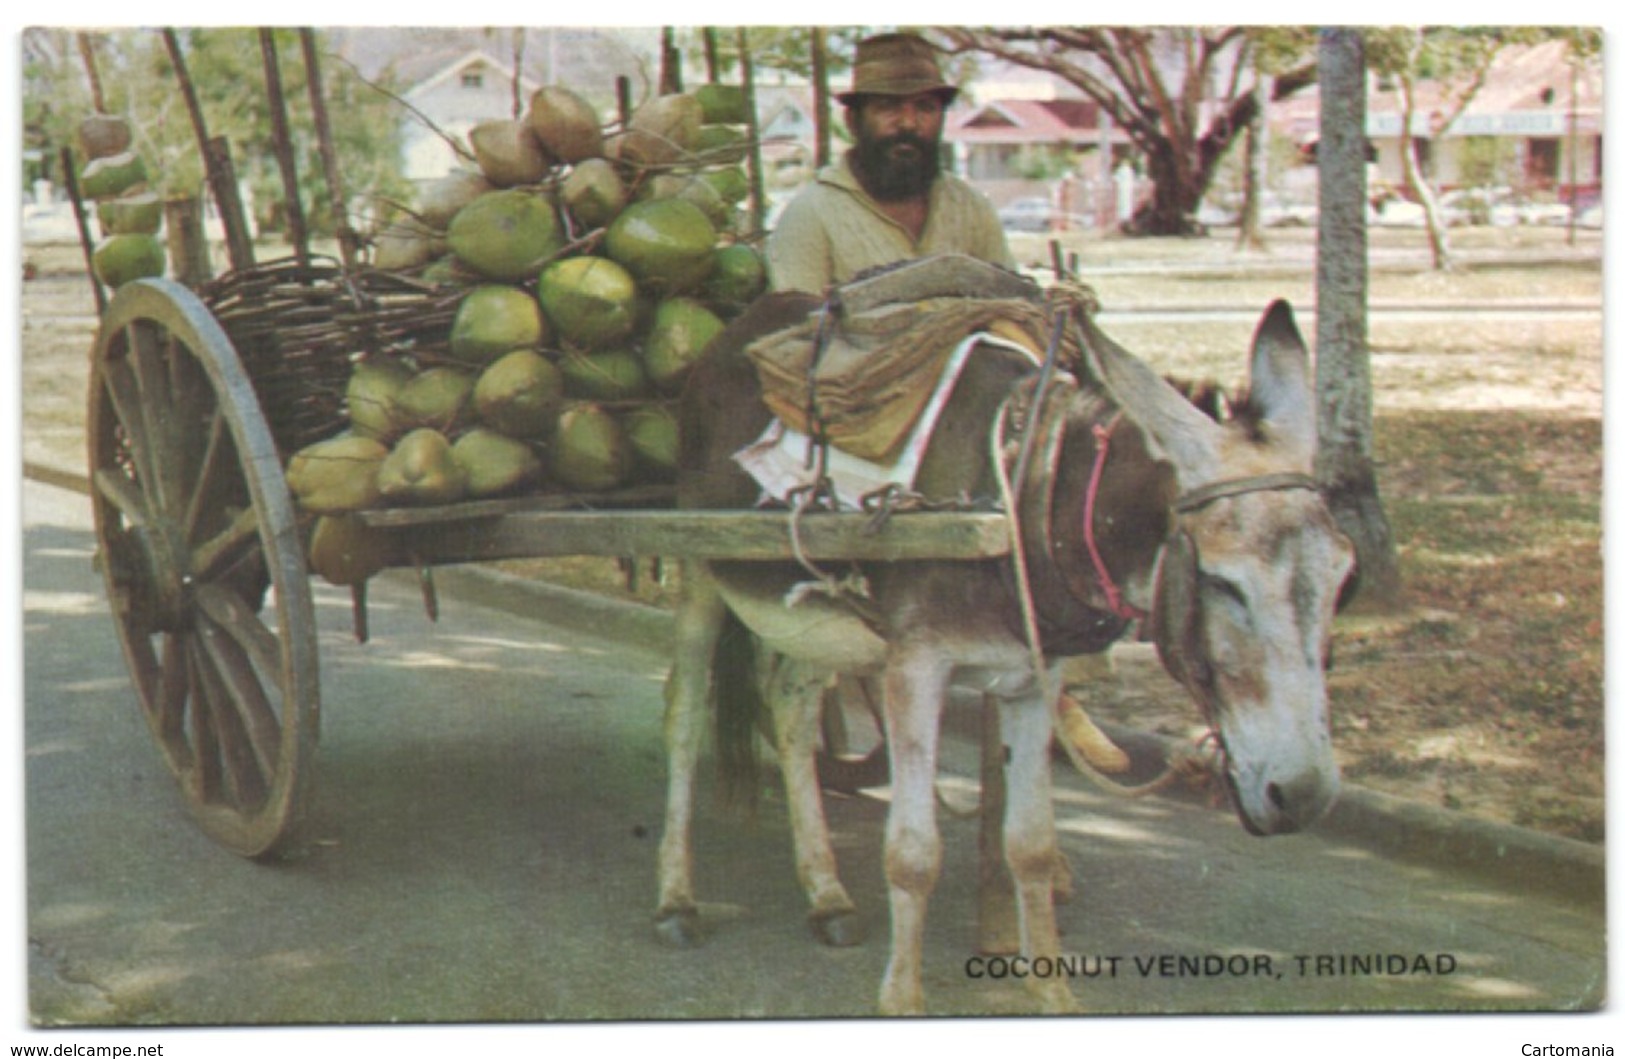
xmin=27 ymin=464 xmax=1603 ymax=908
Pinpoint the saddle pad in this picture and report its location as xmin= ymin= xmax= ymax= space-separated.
xmin=734 ymin=332 xmax=1039 ymax=510
xmin=746 ymin=296 xmax=1074 ymax=463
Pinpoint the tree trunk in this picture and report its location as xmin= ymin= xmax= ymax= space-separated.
xmin=1131 ymin=146 xmax=1207 ymax=235
xmin=1236 ymin=73 xmax=1273 ymax=251
xmin=1314 ymin=28 xmax=1402 ymax=611
xmin=1395 ymin=67 xmax=1457 ymax=271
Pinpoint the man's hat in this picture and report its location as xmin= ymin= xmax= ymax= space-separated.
xmin=836 ymin=32 xmax=958 ymax=106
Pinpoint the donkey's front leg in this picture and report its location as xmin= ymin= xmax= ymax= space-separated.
xmin=766 ymin=656 xmax=863 ymax=946
xmin=655 ymin=562 xmax=727 ymax=947
xmin=878 ymin=647 xmax=950 ymax=1016
xmin=999 ymin=675 xmax=1079 ymax=1014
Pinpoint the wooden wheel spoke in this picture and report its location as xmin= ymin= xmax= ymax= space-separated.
xmin=183 ymin=408 xmax=229 ymax=543
xmin=100 ymin=354 xmax=160 ymax=502
xmin=155 ymin=632 xmax=194 ymax=768
xmin=127 ymin=322 xmax=180 ymax=512
xmin=184 ymin=641 xmax=225 ymax=804
xmin=187 ymin=636 xmax=269 ymax=809
xmin=194 ymin=583 xmax=284 ymax=690
xmin=195 ymin=608 xmax=282 ymax=788
xmin=92 ymin=467 xmax=149 ymax=529
xmin=191 ymin=507 xmax=261 ymax=582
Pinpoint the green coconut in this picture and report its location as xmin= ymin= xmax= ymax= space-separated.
xmin=377 ymin=428 xmax=468 ymax=506
xmin=96 ymin=192 xmax=163 ymax=236
xmin=605 ymin=198 xmax=717 ymax=294
xmin=422 ymin=254 xmax=483 ymax=288
xmin=418 ymin=169 xmax=493 ymax=229
xmin=701 ymin=166 xmax=751 ymax=206
xmin=77 ymin=114 xmax=134 ymax=161
xmin=694 ymin=83 xmax=749 ymax=126
xmin=537 ymin=255 xmax=641 ymax=350
xmin=447 ymin=188 xmax=565 ymax=282
xmin=552 ymin=403 xmax=632 ymax=492
xmin=308 ymin=513 xmax=389 ymax=586
xmin=79 ymin=150 xmax=148 ymax=200
xmin=525 ymin=86 xmax=604 ymax=163
xmin=623 ymin=404 xmax=679 ymax=481
xmin=468 ymin=118 xmax=553 ymax=187
xmin=637 ymin=173 xmax=730 ymax=228
xmin=561 ymin=158 xmax=627 ymax=230
xmin=373 ymin=215 xmax=446 ymax=271
xmin=92 ymin=234 xmax=165 ymax=288
xmin=703 ymin=243 xmax=767 ymax=307
xmin=472 ymin=349 xmax=565 ymax=439
xmin=450 ymin=284 xmax=546 ymax=365
xmin=346 ymin=356 xmax=416 ymax=443
xmin=616 ymin=93 xmax=703 ymax=167
xmin=451 ymin=428 xmax=545 ymax=498
xmin=286 ymin=433 xmax=389 ymax=514
xmin=393 ymin=367 xmax=475 ymax=432
xmin=643 ymin=297 xmax=725 ymax=393
xmin=692 ymin=123 xmax=748 ymax=163
xmin=558 ymin=348 xmax=650 ymax=402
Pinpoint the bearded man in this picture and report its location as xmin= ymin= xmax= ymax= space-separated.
xmin=765 ymin=32 xmax=1014 ymax=294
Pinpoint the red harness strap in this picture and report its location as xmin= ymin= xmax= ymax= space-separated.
xmin=1083 ymin=414 xmax=1148 ymax=621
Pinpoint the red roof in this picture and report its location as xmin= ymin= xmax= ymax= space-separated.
xmin=947 ymin=98 xmax=1103 ymax=145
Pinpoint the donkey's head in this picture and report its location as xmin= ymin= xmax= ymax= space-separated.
xmin=1082 ymin=301 xmax=1357 ymax=835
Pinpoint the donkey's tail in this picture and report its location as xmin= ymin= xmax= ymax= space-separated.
xmin=712 ymin=610 xmax=764 ymax=811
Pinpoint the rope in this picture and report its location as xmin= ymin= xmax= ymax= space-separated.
xmin=989 ymin=393 xmax=1213 ymax=800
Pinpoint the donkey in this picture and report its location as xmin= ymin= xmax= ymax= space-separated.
xmin=654 ymin=292 xmax=1356 ymax=1015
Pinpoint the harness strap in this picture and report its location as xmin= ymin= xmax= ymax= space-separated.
xmin=1174 ymin=472 xmax=1320 ymax=513
xmin=1083 ymin=415 xmax=1148 ymax=621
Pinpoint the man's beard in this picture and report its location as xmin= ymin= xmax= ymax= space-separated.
xmin=851 ymin=131 xmax=941 ymax=202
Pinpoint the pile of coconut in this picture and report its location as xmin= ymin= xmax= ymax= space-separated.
xmin=75 ymin=114 xmax=168 ymax=288
xmin=286 ymin=83 xmax=766 ymax=560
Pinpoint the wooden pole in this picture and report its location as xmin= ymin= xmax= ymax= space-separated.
xmin=75 ymin=32 xmax=107 ymax=113
xmin=659 ymin=28 xmax=681 ymax=95
xmin=161 ymin=28 xmax=256 ymax=271
xmin=259 ymin=29 xmax=310 ymax=267
xmin=164 ymin=195 xmax=211 ymax=289
xmin=58 ymin=146 xmax=107 ymax=314
xmin=616 ymin=75 xmax=633 ymax=127
xmin=702 ymin=27 xmax=720 ymax=83
xmin=204 ymin=137 xmax=256 ymax=272
xmin=735 ymin=27 xmax=766 ymax=235
xmin=810 ymin=27 xmax=833 ymax=170
xmin=298 ymin=28 xmax=359 ymax=271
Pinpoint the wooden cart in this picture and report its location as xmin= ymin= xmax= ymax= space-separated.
xmin=87 ymin=267 xmax=1015 ymax=860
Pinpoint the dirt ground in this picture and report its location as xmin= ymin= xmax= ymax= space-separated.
xmin=18 ymin=225 xmax=1604 ymax=842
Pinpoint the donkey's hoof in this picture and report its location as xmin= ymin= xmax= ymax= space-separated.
xmin=809 ymin=909 xmax=865 ymax=948
xmin=654 ymin=909 xmax=705 ymax=948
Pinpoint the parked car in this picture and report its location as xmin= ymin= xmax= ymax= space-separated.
xmin=1368 ymin=197 xmax=1427 ymax=227
xmin=1194 ymin=192 xmax=1317 ymax=229
xmin=997 ymin=196 xmax=1092 ymax=233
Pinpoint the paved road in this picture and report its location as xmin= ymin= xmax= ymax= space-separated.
xmin=14 ymin=479 xmax=1607 ymax=1041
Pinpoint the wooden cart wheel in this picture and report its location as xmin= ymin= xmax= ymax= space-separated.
xmin=87 ymin=277 xmax=319 ymax=859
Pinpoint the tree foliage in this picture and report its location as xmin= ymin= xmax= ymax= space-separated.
xmin=932 ymin=26 xmax=1318 ymax=235
xmin=22 ymin=27 xmax=410 ymax=238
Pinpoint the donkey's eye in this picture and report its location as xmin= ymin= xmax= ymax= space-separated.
xmin=1199 ymin=572 xmax=1246 ymax=610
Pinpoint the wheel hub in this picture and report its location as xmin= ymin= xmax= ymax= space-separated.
xmin=112 ymin=519 xmax=194 ymax=633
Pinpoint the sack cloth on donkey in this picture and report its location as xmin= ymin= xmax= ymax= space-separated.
xmin=743 ymin=255 xmax=1088 ymax=464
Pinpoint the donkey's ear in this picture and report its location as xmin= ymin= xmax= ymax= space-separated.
xmin=1076 ymin=309 xmax=1221 ymax=483
xmin=1247 ymin=300 xmax=1316 ymax=460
